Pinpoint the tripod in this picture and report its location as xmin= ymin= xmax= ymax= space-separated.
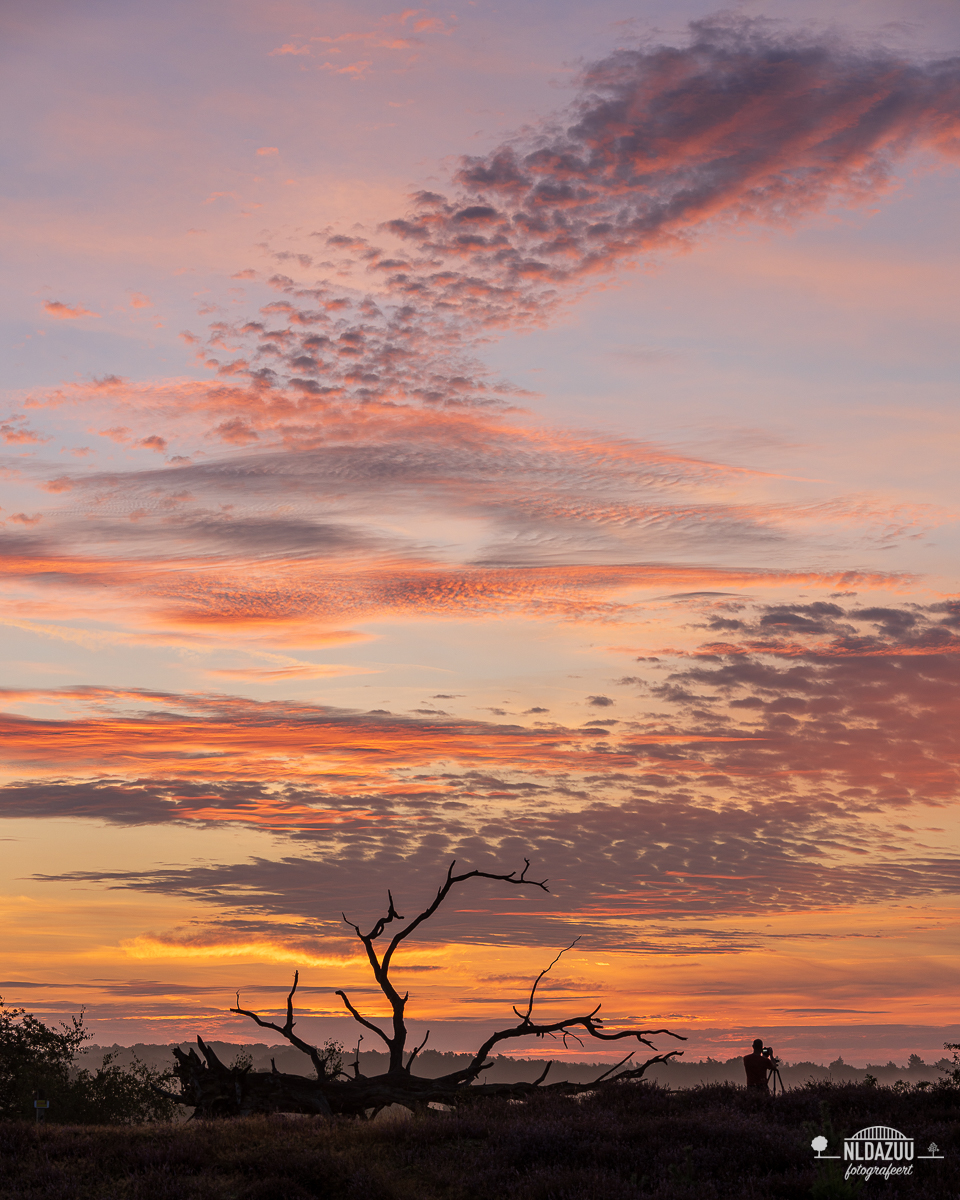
xmin=769 ymin=1064 xmax=785 ymax=1094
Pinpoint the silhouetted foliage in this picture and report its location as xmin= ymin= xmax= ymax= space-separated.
xmin=929 ymin=1042 xmax=960 ymax=1097
xmin=0 ymin=998 xmax=182 ymax=1124
xmin=0 ymin=998 xmax=86 ymax=1120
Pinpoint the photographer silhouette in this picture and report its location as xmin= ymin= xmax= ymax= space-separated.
xmin=743 ymin=1038 xmax=778 ymax=1090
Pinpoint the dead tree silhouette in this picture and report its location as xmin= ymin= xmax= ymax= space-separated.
xmin=166 ymin=860 xmax=686 ymax=1117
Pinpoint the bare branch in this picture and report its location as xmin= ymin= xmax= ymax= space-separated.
xmin=513 ymin=938 xmax=580 ymax=1023
xmin=589 ymin=1051 xmax=635 ymax=1085
xmin=453 ymin=1002 xmax=686 ymax=1085
xmin=335 ymin=990 xmax=392 ymax=1049
xmin=359 ymin=890 xmax=405 ymax=941
xmin=231 ymin=971 xmax=330 ymax=1078
xmin=587 ymin=1024 xmax=687 ymax=1045
xmin=283 ymin=972 xmax=298 ymax=1033
xmin=532 ymin=1061 xmax=552 ymax=1086
xmin=405 ymin=1029 xmax=430 ymax=1071
xmin=350 ymin=1036 xmax=363 ymax=1080
xmin=380 ymin=859 xmax=549 ymax=976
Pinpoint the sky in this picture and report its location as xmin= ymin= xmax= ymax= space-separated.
xmin=2 ymin=0 xmax=960 ymax=1066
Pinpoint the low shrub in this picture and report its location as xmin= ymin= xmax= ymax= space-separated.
xmin=0 ymin=998 xmax=182 ymax=1125
xmin=0 ymin=1080 xmax=957 ymax=1199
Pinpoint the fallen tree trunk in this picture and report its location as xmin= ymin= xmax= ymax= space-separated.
xmin=169 ymin=1040 xmax=334 ymax=1117
xmin=168 ymin=1036 xmax=682 ymax=1119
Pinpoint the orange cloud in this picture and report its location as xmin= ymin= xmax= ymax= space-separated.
xmin=318 ymin=60 xmax=372 ymax=77
xmin=0 ymin=419 xmax=47 ymax=445
xmin=0 ymin=685 xmax=749 ymax=787
xmin=205 ymin=662 xmax=374 ymax=681
xmin=43 ymin=300 xmax=100 ymax=319
xmin=0 ymin=531 xmax=908 ymax=643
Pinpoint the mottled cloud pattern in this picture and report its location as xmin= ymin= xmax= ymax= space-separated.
xmin=189 ymin=17 xmax=960 ymax=415
xmin=25 ymin=18 xmax=960 ymax=433
xmin=384 ymin=19 xmax=960 ymax=318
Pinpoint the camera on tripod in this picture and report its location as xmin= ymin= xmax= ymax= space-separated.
xmin=761 ymin=1045 xmax=775 ymax=1060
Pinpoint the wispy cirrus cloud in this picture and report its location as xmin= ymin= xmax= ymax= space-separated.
xmin=0 ymin=683 xmax=749 ymax=785
xmin=0 ymin=523 xmax=905 ymax=645
xmin=270 ymin=7 xmax=454 ymax=59
xmin=3 ymin=391 xmax=939 ymax=648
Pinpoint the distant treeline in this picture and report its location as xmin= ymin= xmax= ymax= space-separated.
xmin=77 ymin=1043 xmax=953 ymax=1089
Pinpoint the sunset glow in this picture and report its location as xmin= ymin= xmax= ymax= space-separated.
xmin=3 ymin=0 xmax=960 ymax=1066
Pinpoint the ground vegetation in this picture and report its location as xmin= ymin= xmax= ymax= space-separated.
xmin=1 ymin=1078 xmax=959 ymax=1199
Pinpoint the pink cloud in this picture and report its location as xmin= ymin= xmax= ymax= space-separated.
xmin=43 ymin=300 xmax=100 ymax=319
xmin=41 ymin=476 xmax=75 ymax=493
xmin=319 ymin=60 xmax=372 ymax=77
xmin=98 ymin=426 xmax=132 ymax=443
xmin=348 ymin=17 xmax=960 ymax=342
xmin=213 ymin=417 xmax=259 ymax=445
xmin=206 ymin=664 xmax=362 ymax=681
xmin=0 ymin=420 xmax=47 ymax=445
xmin=256 ymin=147 xmax=279 ymax=156
xmin=412 ymin=17 xmax=449 ymax=33
xmin=8 ymin=620 xmax=960 ymax=944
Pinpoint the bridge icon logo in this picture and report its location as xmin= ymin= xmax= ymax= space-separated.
xmin=812 ymin=1125 xmax=943 ymax=1182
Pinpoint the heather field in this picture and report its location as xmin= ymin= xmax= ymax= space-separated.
xmin=3 ymin=1082 xmax=958 ymax=1200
